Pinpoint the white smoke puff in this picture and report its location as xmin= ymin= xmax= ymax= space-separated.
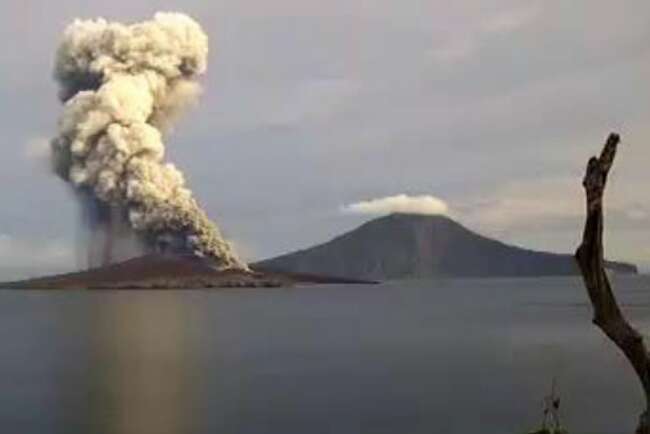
xmin=341 ymin=194 xmax=450 ymax=216
xmin=151 ymin=79 xmax=203 ymax=132
xmin=51 ymin=13 xmax=245 ymax=270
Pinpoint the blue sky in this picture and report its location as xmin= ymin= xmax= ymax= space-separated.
xmin=1 ymin=0 xmax=649 ymax=276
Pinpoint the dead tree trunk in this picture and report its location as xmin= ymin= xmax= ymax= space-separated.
xmin=575 ymin=133 xmax=650 ymax=434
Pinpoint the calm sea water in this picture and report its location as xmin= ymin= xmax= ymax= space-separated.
xmin=1 ymin=275 xmax=649 ymax=434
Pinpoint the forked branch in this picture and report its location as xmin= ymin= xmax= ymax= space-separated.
xmin=575 ymin=133 xmax=650 ymax=434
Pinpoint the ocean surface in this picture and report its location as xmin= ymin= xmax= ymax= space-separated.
xmin=1 ymin=275 xmax=649 ymax=434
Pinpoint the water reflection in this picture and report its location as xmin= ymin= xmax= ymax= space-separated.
xmin=87 ymin=292 xmax=201 ymax=434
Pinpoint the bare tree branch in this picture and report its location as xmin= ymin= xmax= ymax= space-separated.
xmin=575 ymin=133 xmax=650 ymax=434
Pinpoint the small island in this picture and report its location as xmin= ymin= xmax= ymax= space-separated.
xmin=0 ymin=254 xmax=377 ymax=290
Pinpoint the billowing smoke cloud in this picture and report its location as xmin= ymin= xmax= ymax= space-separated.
xmin=51 ymin=13 xmax=246 ymax=270
xmin=341 ymin=194 xmax=450 ymax=216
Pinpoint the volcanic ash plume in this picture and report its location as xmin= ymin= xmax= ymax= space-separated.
xmin=51 ymin=12 xmax=246 ymax=270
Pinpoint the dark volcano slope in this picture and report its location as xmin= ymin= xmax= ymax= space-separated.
xmin=254 ymin=213 xmax=637 ymax=280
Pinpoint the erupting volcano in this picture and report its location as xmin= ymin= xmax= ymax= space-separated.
xmin=51 ymin=12 xmax=245 ymax=270
xmin=0 ymin=12 xmax=376 ymax=290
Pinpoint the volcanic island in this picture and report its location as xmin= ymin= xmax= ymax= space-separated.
xmin=0 ymin=14 xmax=380 ymax=290
xmin=0 ymin=254 xmax=377 ymax=290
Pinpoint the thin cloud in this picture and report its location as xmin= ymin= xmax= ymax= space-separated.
xmin=341 ymin=194 xmax=449 ymax=216
xmin=429 ymin=3 xmax=540 ymax=66
xmin=429 ymin=37 xmax=476 ymax=65
xmin=483 ymin=4 xmax=540 ymax=34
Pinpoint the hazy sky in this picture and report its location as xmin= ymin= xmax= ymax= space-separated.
xmin=1 ymin=0 xmax=649 ymax=275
